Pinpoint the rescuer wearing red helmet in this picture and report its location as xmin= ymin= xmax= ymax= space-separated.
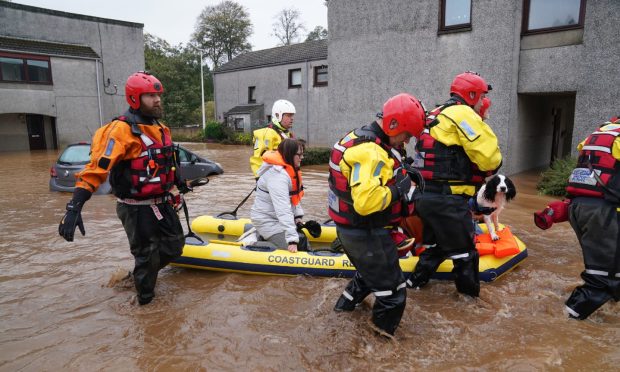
xmin=328 ymin=93 xmax=426 ymax=336
xmin=59 ymin=71 xmax=186 ymax=306
xmin=558 ymin=116 xmax=620 ymax=320
xmin=407 ymin=71 xmax=502 ymax=298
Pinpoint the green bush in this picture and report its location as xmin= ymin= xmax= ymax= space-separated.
xmin=203 ymin=121 xmax=226 ymax=140
xmin=302 ymin=147 xmax=331 ymax=165
xmin=234 ymin=132 xmax=253 ymax=145
xmin=536 ymin=156 xmax=577 ymax=196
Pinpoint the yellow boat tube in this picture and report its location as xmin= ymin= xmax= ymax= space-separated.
xmin=191 ymin=215 xmax=338 ymax=244
xmin=172 ymin=233 xmax=528 ymax=282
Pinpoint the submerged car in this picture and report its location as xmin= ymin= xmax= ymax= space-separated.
xmin=50 ymin=143 xmax=223 ymax=194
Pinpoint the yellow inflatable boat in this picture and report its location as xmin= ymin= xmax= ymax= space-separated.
xmin=191 ymin=215 xmax=338 ymax=244
xmin=174 ymin=216 xmax=528 ymax=282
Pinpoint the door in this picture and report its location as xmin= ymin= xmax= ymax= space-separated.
xmin=26 ymin=114 xmax=46 ymax=150
xmin=550 ymin=108 xmax=562 ymax=164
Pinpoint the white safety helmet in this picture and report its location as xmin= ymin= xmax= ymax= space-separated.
xmin=271 ymin=99 xmax=296 ymax=123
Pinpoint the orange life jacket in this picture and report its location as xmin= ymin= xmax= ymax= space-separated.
xmin=109 ymin=116 xmax=176 ymax=199
xmin=261 ymin=151 xmax=304 ymax=206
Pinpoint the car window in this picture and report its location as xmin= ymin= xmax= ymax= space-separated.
xmin=59 ymin=145 xmax=91 ymax=164
xmin=178 ymin=148 xmax=190 ymax=162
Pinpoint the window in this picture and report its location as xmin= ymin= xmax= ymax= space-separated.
xmin=248 ymin=86 xmax=256 ymax=103
xmin=288 ymin=68 xmax=301 ymax=88
xmin=522 ymin=0 xmax=585 ymax=34
xmin=0 ymin=52 xmax=52 ymax=84
xmin=439 ymin=0 xmax=471 ymax=33
xmin=313 ymin=65 xmax=328 ymax=87
xmin=234 ymin=118 xmax=245 ymax=131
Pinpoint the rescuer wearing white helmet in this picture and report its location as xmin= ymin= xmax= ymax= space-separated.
xmin=250 ymin=99 xmax=296 ymax=178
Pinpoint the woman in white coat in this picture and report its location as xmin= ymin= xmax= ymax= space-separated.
xmin=251 ymin=139 xmax=307 ymax=252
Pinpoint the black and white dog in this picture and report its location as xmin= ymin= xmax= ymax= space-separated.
xmin=469 ymin=174 xmax=517 ymax=241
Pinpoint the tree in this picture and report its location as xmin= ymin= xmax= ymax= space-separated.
xmin=272 ymin=8 xmax=305 ymax=46
xmin=305 ymin=26 xmax=328 ymax=42
xmin=144 ymin=33 xmax=213 ymax=126
xmin=192 ymin=1 xmax=253 ymax=69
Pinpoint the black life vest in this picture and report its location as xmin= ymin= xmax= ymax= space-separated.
xmin=328 ymin=123 xmax=410 ymax=228
xmin=566 ymin=123 xmax=620 ymax=203
xmin=110 ymin=115 xmax=177 ymax=199
xmin=414 ymin=99 xmax=491 ymax=193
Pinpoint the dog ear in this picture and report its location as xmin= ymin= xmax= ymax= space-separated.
xmin=482 ymin=180 xmax=497 ymax=201
xmin=505 ymin=177 xmax=517 ymax=201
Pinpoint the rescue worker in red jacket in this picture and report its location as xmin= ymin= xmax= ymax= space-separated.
xmin=408 ymin=71 xmax=502 ymax=297
xmin=563 ymin=117 xmax=620 ymax=319
xmin=58 ymin=71 xmax=185 ymax=306
xmin=328 ymin=93 xmax=426 ymax=336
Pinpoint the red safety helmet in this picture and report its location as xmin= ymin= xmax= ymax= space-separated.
xmin=479 ymin=97 xmax=491 ymax=119
xmin=450 ymin=71 xmax=491 ymax=107
xmin=125 ymin=71 xmax=164 ymax=110
xmin=382 ymin=93 xmax=426 ymax=138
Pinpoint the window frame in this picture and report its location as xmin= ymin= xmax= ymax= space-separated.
xmin=522 ymin=0 xmax=586 ymax=35
xmin=313 ymin=65 xmax=328 ymax=87
xmin=438 ymin=0 xmax=472 ymax=34
xmin=288 ymin=68 xmax=302 ymax=89
xmin=248 ymin=86 xmax=256 ymax=103
xmin=0 ymin=52 xmax=53 ymax=84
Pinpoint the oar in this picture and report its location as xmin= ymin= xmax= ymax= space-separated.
xmin=216 ymin=186 xmax=256 ymax=220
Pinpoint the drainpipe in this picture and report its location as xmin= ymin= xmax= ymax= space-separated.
xmin=305 ymin=59 xmax=309 ymax=144
xmin=213 ymin=71 xmax=218 ymax=122
xmin=95 ymin=59 xmax=103 ymax=127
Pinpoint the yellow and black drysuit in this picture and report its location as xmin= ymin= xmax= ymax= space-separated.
xmin=250 ymin=122 xmax=293 ymax=178
xmin=328 ymin=122 xmax=413 ymax=336
xmin=408 ymin=98 xmax=502 ymax=297
xmin=564 ymin=120 xmax=620 ymax=319
xmin=74 ymin=109 xmax=185 ymax=305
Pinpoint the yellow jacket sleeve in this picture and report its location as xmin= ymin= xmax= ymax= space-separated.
xmin=432 ymin=105 xmax=502 ymax=172
xmin=340 ymin=142 xmax=397 ymax=216
xmin=250 ymin=127 xmax=284 ymax=177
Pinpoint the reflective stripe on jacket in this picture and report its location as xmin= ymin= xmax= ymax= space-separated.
xmin=413 ymin=102 xmax=502 ymax=196
xmin=328 ymin=122 xmax=407 ymax=228
xmin=76 ymin=110 xmax=176 ymax=198
xmin=250 ymin=123 xmax=293 ymax=177
xmin=567 ymin=122 xmax=620 ymax=202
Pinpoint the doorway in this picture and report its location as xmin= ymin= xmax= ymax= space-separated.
xmin=26 ymin=114 xmax=46 ymax=150
xmin=515 ymin=93 xmax=576 ymax=173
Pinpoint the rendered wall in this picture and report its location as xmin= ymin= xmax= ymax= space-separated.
xmin=0 ymin=4 xmax=144 ymax=150
xmin=214 ymin=58 xmax=329 ymax=147
xmin=328 ymin=0 xmax=620 ymax=175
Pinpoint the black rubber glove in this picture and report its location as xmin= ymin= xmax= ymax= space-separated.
xmin=390 ymin=171 xmax=412 ymax=202
xmin=303 ymin=220 xmax=322 ymax=238
xmin=58 ymin=187 xmax=91 ymax=242
xmin=404 ymin=164 xmax=425 ymax=193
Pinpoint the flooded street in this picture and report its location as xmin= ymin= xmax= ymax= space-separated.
xmin=1 ymin=143 xmax=619 ymax=371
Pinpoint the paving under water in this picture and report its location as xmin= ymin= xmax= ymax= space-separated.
xmin=1 ymin=143 xmax=618 ymax=371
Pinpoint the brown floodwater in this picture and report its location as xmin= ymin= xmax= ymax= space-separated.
xmin=1 ymin=143 xmax=619 ymax=371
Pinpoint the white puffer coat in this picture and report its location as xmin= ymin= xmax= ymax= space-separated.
xmin=250 ymin=162 xmax=304 ymax=243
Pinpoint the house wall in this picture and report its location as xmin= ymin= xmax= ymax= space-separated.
xmin=328 ymin=0 xmax=620 ymax=175
xmin=214 ymin=58 xmax=330 ymax=147
xmin=0 ymin=3 xmax=144 ymax=150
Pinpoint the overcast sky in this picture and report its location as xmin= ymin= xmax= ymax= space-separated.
xmin=13 ymin=0 xmax=328 ymax=50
